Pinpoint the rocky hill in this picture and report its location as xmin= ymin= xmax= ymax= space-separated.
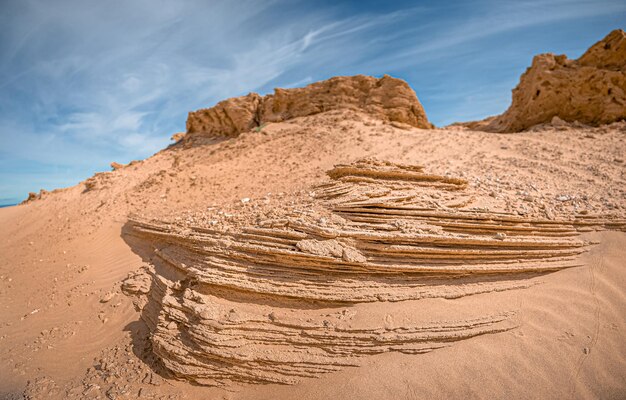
xmin=470 ymin=29 xmax=626 ymax=132
xmin=185 ymin=75 xmax=433 ymax=140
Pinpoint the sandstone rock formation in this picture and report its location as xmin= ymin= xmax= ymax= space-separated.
xmin=484 ymin=29 xmax=626 ymax=132
xmin=20 ymin=189 xmax=50 ymax=204
xmin=124 ymin=159 xmax=624 ymax=387
xmin=186 ymin=75 xmax=433 ymax=138
xmin=170 ymin=132 xmax=186 ymax=142
xmin=186 ymin=93 xmax=262 ymax=137
xmin=110 ymin=162 xmax=124 ymax=171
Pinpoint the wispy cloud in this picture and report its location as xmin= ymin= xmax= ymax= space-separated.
xmin=1 ymin=0 xmax=624 ymax=200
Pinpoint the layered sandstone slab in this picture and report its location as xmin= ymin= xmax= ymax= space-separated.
xmin=484 ymin=29 xmax=626 ymax=132
xmin=124 ymin=159 xmax=624 ymax=387
xmin=186 ymin=75 xmax=433 ymax=138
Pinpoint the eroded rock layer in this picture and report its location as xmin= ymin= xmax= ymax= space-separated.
xmin=186 ymin=75 xmax=433 ymax=138
xmin=484 ymin=29 xmax=626 ymax=132
xmin=125 ymin=159 xmax=624 ymax=387
xmin=137 ymin=275 xmax=516 ymax=386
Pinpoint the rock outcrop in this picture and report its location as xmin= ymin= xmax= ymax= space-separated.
xmin=186 ymin=93 xmax=262 ymax=137
xmin=186 ymin=75 xmax=433 ymax=138
xmin=124 ymin=159 xmax=625 ymax=387
xmin=170 ymin=132 xmax=186 ymax=142
xmin=484 ymin=29 xmax=626 ymax=132
xmin=110 ymin=162 xmax=125 ymax=171
xmin=20 ymin=189 xmax=50 ymax=204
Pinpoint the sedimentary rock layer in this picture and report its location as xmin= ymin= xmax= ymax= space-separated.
xmin=141 ymin=278 xmax=516 ymax=386
xmin=125 ymin=159 xmax=624 ymax=387
xmin=185 ymin=75 xmax=433 ymax=138
xmin=483 ymin=29 xmax=626 ymax=132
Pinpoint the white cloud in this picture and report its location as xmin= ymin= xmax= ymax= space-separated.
xmin=0 ymin=0 xmax=624 ymax=200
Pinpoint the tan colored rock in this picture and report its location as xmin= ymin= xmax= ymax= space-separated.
xmin=259 ymin=75 xmax=432 ymax=129
xmin=22 ymin=192 xmax=38 ymax=204
xmin=110 ymin=162 xmax=125 ymax=171
xmin=185 ymin=75 xmax=432 ymax=138
xmin=20 ymin=189 xmax=49 ymax=204
xmin=127 ymin=158 xmax=625 ymax=387
xmin=121 ymin=268 xmax=152 ymax=296
xmin=99 ymin=292 xmax=116 ymax=303
xmin=296 ymin=238 xmax=344 ymax=258
xmin=170 ymin=132 xmax=186 ymax=142
xmin=485 ymin=29 xmax=626 ymax=132
xmin=186 ymin=93 xmax=262 ymax=137
xmin=578 ymin=29 xmax=626 ymax=69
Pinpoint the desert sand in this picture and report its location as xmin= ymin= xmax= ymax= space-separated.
xmin=1 ymin=30 xmax=625 ymax=400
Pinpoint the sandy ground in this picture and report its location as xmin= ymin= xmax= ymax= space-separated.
xmin=1 ymin=110 xmax=625 ymax=399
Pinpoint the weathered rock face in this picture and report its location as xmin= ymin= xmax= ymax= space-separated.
xmin=485 ymin=29 xmax=626 ymax=132
xmin=186 ymin=93 xmax=262 ymax=137
xmin=124 ymin=159 xmax=625 ymax=387
xmin=578 ymin=29 xmax=626 ymax=69
xmin=186 ymin=75 xmax=433 ymax=137
xmin=259 ymin=75 xmax=432 ymax=128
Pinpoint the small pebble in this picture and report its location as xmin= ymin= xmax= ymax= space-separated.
xmin=100 ymin=292 xmax=116 ymax=303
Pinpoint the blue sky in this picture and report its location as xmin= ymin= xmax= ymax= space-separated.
xmin=0 ymin=0 xmax=624 ymax=204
